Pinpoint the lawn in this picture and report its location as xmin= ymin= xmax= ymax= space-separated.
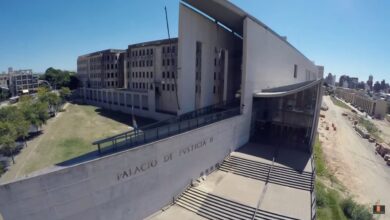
xmin=1 ymin=103 xmax=143 ymax=181
xmin=330 ymin=96 xmax=352 ymax=110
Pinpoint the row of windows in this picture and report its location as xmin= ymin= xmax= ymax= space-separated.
xmin=107 ymin=64 xmax=118 ymax=70
xmin=105 ymin=55 xmax=119 ymax=61
xmin=162 ymin=71 xmax=175 ymax=79
xmin=107 ymin=72 xmax=118 ymax=78
xmin=132 ymin=82 xmax=153 ymax=90
xmin=131 ymin=48 xmax=154 ymax=57
xmin=161 ymin=83 xmax=175 ymax=91
xmin=131 ymin=60 xmax=153 ymax=68
xmin=162 ymin=46 xmax=176 ymax=54
xmin=131 ymin=71 xmax=153 ymax=78
xmin=162 ymin=58 xmax=175 ymax=66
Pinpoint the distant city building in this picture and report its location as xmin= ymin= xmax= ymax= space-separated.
xmin=367 ymin=75 xmax=373 ymax=90
xmin=1 ymin=68 xmax=39 ymax=96
xmin=324 ymin=73 xmax=336 ymax=86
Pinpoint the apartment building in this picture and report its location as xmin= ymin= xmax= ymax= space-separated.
xmin=335 ymin=87 xmax=387 ymax=119
xmin=79 ymin=39 xmax=180 ymax=119
xmin=6 ymin=69 xmax=39 ymax=96
xmin=77 ymin=49 xmax=125 ymax=89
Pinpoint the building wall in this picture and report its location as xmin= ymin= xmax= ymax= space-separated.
xmin=177 ymin=4 xmax=242 ymax=114
xmin=243 ymin=18 xmax=319 ymax=93
xmin=82 ymin=88 xmax=173 ymax=121
xmin=0 ymin=114 xmax=250 ymax=220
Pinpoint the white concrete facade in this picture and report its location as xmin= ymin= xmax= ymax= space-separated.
xmin=0 ymin=114 xmax=249 ymax=220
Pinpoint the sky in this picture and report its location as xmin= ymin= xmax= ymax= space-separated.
xmin=0 ymin=0 xmax=389 ymax=83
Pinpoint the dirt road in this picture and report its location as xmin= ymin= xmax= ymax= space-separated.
xmin=319 ymin=96 xmax=390 ymax=218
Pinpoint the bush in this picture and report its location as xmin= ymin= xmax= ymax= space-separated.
xmin=341 ymin=197 xmax=372 ymax=220
xmin=316 ymin=182 xmax=328 ymax=207
xmin=0 ymin=163 xmax=5 ymax=176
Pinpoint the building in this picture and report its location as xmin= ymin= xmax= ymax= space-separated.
xmin=335 ymin=87 xmax=387 ymax=119
xmin=77 ymin=49 xmax=125 ymax=89
xmin=0 ymin=1 xmax=323 ymax=220
xmin=324 ymin=72 xmax=336 ymax=87
xmin=6 ymin=69 xmax=39 ymax=96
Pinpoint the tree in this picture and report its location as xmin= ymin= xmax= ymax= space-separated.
xmin=59 ymin=87 xmax=71 ymax=101
xmin=0 ymin=106 xmax=29 ymax=147
xmin=41 ymin=67 xmax=78 ymax=90
xmin=37 ymin=87 xmax=60 ymax=113
xmin=0 ymin=122 xmax=17 ymax=164
xmin=19 ymin=100 xmax=49 ymax=132
xmin=373 ymin=81 xmax=381 ymax=93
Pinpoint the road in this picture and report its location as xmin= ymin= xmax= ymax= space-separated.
xmin=319 ymin=96 xmax=390 ymax=219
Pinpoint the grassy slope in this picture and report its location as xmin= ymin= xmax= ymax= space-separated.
xmin=330 ymin=96 xmax=352 ymax=110
xmin=20 ymin=104 xmax=131 ymax=175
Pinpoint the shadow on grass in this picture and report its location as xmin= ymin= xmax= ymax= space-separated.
xmin=55 ymin=104 xmax=157 ymax=167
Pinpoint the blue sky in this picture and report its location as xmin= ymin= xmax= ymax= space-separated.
xmin=0 ymin=0 xmax=389 ymax=83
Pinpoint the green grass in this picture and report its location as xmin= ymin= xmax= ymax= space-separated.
xmin=330 ymin=96 xmax=352 ymax=110
xmin=1 ymin=104 xmax=134 ymax=180
xmin=314 ymin=136 xmax=372 ymax=220
xmin=358 ymin=117 xmax=382 ymax=142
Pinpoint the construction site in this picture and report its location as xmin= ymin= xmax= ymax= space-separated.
xmin=318 ymin=95 xmax=390 ymax=219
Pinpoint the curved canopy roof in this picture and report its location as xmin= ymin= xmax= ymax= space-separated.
xmin=253 ymin=79 xmax=323 ymax=98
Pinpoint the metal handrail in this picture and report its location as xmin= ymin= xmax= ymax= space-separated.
xmin=93 ymin=99 xmax=239 ymax=145
xmin=93 ymin=101 xmax=241 ymax=155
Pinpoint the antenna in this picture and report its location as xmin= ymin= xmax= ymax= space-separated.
xmin=164 ymin=6 xmax=181 ymax=111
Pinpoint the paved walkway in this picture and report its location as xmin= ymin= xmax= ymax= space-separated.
xmin=148 ymin=143 xmax=313 ymax=220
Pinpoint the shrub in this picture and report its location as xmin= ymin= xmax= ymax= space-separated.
xmin=341 ymin=197 xmax=372 ymax=220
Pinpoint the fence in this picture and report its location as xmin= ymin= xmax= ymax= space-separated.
xmin=93 ymin=100 xmax=241 ymax=155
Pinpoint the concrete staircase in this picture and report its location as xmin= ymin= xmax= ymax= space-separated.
xmin=220 ymin=156 xmax=313 ymax=191
xmin=176 ymin=187 xmax=298 ymax=220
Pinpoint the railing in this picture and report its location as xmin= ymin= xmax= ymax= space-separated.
xmin=93 ymin=100 xmax=241 ymax=155
xmin=310 ymin=152 xmax=317 ymax=220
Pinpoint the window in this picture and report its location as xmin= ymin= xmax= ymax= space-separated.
xmin=171 ymin=59 xmax=175 ymax=66
xmin=111 ymin=64 xmax=114 ymax=69
xmin=147 ymin=49 xmax=149 ymax=55
xmin=150 ymin=84 xmax=153 ymax=90
xmin=115 ymin=64 xmax=117 ymax=69
xmin=151 ymin=49 xmax=153 ymax=55
xmin=167 ymin=59 xmax=170 ymax=66
xmin=293 ymin=64 xmax=298 ymax=78
xmin=213 ymin=86 xmax=216 ymax=94
xmin=172 ymin=84 xmax=175 ymax=91
xmin=146 ymin=72 xmax=149 ymax=78
xmin=172 ymin=46 xmax=175 ymax=53
xmin=151 ymin=72 xmax=153 ymax=78
xmin=167 ymin=84 xmax=170 ymax=91
xmin=162 ymin=72 xmax=165 ymax=78
xmin=171 ymin=72 xmax=175 ymax=78
xmin=162 ymin=84 xmax=165 ymax=90
xmin=107 ymin=73 xmax=110 ymax=78
xmin=142 ymin=72 xmax=145 ymax=78
xmin=151 ymin=60 xmax=153 ymax=66
xmin=167 ymin=47 xmax=170 ymax=53
xmin=107 ymin=64 xmax=110 ymax=69
xmin=162 ymin=59 xmax=165 ymax=66
xmin=214 ymin=72 xmax=216 ymax=80
xmin=214 ymin=58 xmax=217 ymax=66
xmin=162 ymin=47 xmax=165 ymax=54
xmin=167 ymin=72 xmax=170 ymax=78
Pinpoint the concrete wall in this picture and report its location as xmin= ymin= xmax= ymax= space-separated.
xmin=243 ymin=18 xmax=319 ymax=92
xmin=177 ymin=4 xmax=242 ymax=114
xmin=0 ymin=114 xmax=251 ymax=220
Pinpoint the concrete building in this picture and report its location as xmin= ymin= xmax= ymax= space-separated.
xmin=0 ymin=1 xmax=323 ymax=220
xmin=7 ymin=69 xmax=39 ymax=96
xmin=335 ymin=87 xmax=387 ymax=119
xmin=77 ymin=49 xmax=125 ymax=89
